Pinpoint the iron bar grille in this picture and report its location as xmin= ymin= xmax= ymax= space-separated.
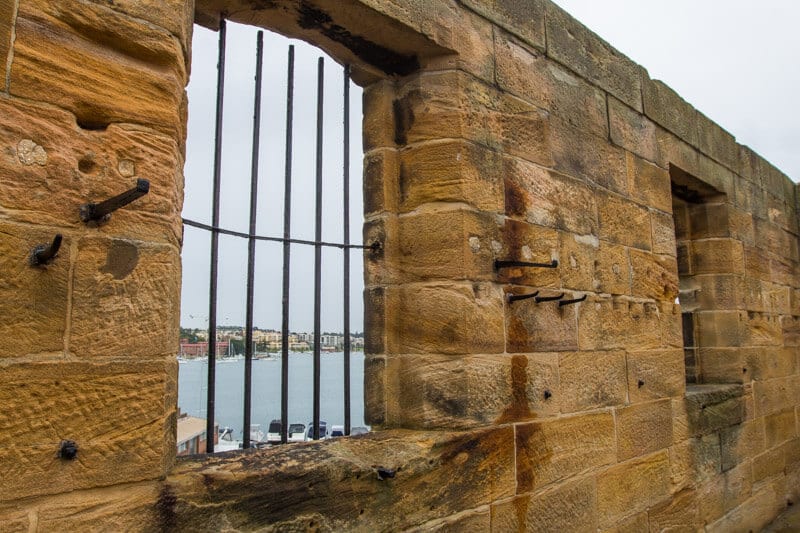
xmin=186 ymin=21 xmax=366 ymax=452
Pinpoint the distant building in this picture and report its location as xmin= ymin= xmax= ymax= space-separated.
xmin=179 ymin=341 xmax=230 ymax=358
xmin=176 ymin=414 xmax=215 ymax=456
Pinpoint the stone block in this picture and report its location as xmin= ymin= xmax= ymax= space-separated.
xmin=783 ymin=437 xmax=800 ymax=470
xmin=741 ymin=311 xmax=783 ymax=347
xmin=382 ymin=353 xmax=558 ymax=428
xmin=393 ymin=71 xmax=552 ymax=168
xmin=728 ymin=206 xmax=755 ymax=245
xmin=0 ymin=508 xmax=28 ymax=532
xmin=506 ymin=290 xmax=579 ymax=352
xmin=0 ymin=97 xmax=184 ymax=243
xmin=745 ymin=245 xmax=772 ymax=281
xmin=10 ymin=0 xmax=186 ymax=139
xmin=503 ymin=156 xmax=598 ymax=235
xmin=69 ymin=236 xmax=180 ymax=359
xmin=558 ymin=231 xmax=597 ymax=292
xmin=491 ymin=477 xmax=597 ymax=532
xmin=626 ymin=349 xmax=685 ymax=403
xmin=363 ymin=148 xmax=399 ymax=215
xmin=625 ymin=153 xmax=671 ymax=213
xmin=597 ymin=191 xmax=652 ymax=250
xmin=550 ymin=118 xmax=628 ymax=194
xmin=734 ymin=175 xmax=767 ymax=220
xmin=594 ymin=242 xmax=630 ymax=295
xmin=494 ymin=30 xmax=608 ymax=138
xmin=675 ymin=385 xmax=745 ymax=439
xmin=596 ymin=451 xmax=670 ymax=529
xmin=694 ymin=110 xmax=738 ymax=171
xmin=0 ymin=359 xmax=175 ymax=501
xmin=363 ymin=287 xmax=385 ymax=355
xmin=699 ymin=347 xmax=749 ymax=384
xmin=601 ymin=512 xmax=648 ymax=533
xmin=693 ymin=273 xmax=747 ymax=311
xmin=629 ymin=249 xmax=678 ymax=302
xmin=362 ymin=80 xmax=397 ymax=151
xmin=558 ymin=351 xmax=627 ymax=413
xmin=696 ymin=462 xmax=754 ymax=524
xmin=515 ymin=411 xmax=615 ymax=493
xmin=416 ymin=508 xmax=490 ymax=532
xmin=694 ymin=310 xmax=745 ymax=348
xmin=615 ymin=399 xmax=673 ymax=461
xmin=609 ymin=97 xmax=659 ymax=163
xmin=752 ymin=446 xmax=786 ymax=483
xmin=0 ymin=222 xmax=69 ymax=358
xmin=659 ymin=301 xmax=684 ymax=349
xmin=690 ymin=239 xmax=744 ymax=275
xmin=650 ymin=210 xmax=676 ymax=258
xmin=647 ymin=488 xmax=700 ymax=533
xmin=167 ymin=427 xmax=516 ymax=532
xmin=495 ymin=219 xmax=560 ymax=288
xmin=578 ymin=298 xmax=663 ymax=351
xmin=689 ymin=202 xmax=731 ymax=239
xmin=386 ymin=282 xmax=505 ymax=355
xmin=764 ymin=409 xmax=797 ymax=449
xmin=363 ymin=355 xmax=386 ymax=426
xmin=463 ymin=0 xmax=546 ymax=51
xmin=398 ymin=140 xmax=503 ymax=213
xmin=669 ymin=433 xmax=721 ymax=491
xmin=642 ymin=78 xmax=698 ymax=146
xmin=0 ymin=0 xmax=14 ymax=84
xmin=545 ymin=2 xmax=642 ymax=111
xmin=748 ymin=347 xmax=797 ymax=381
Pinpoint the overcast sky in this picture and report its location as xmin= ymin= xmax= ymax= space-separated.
xmin=181 ymin=3 xmax=799 ymax=332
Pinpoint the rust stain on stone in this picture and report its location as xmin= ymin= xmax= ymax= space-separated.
xmin=101 ymin=240 xmax=139 ymax=279
xmin=495 ymin=355 xmax=532 ymax=424
xmin=513 ymin=494 xmax=530 ymax=533
xmin=504 ymin=177 xmax=526 ymax=217
xmin=393 ymin=95 xmax=415 ymax=146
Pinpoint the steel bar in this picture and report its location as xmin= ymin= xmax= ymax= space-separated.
xmin=342 ymin=64 xmax=351 ymax=436
xmin=181 ymin=219 xmax=377 ymax=250
xmin=534 ymin=292 xmax=565 ymax=304
xmin=243 ymin=31 xmax=264 ymax=450
xmin=80 ymin=178 xmax=149 ymax=223
xmin=559 ymin=294 xmax=587 ymax=307
xmin=494 ymin=259 xmax=558 ymax=270
xmin=507 ymin=290 xmax=539 ymax=304
xmin=30 ymin=234 xmax=63 ymax=266
xmin=312 ymin=56 xmax=324 ymax=441
xmin=280 ymin=45 xmax=295 ymax=444
xmin=205 ymin=17 xmax=226 ymax=454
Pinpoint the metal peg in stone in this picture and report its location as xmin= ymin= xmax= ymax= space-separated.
xmin=507 ymin=290 xmax=539 ymax=304
xmin=494 ymin=259 xmax=558 ymax=271
xmin=30 ymin=234 xmax=62 ymax=266
xmin=534 ymin=292 xmax=564 ymax=304
xmin=376 ymin=467 xmax=395 ymax=481
xmin=80 ymin=178 xmax=149 ymax=224
xmin=59 ymin=440 xmax=78 ymax=460
xmin=558 ymin=294 xmax=587 ymax=307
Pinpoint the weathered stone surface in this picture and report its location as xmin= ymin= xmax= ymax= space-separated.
xmin=578 ymin=298 xmax=663 ymax=351
xmin=495 ymin=219 xmax=560 ymax=288
xmin=720 ymin=418 xmax=765 ymax=471
xmin=601 ymin=512 xmax=648 ymax=533
xmin=363 ymin=148 xmax=400 ymax=215
xmin=629 ymin=249 xmax=678 ymax=301
xmin=506 ymin=290 xmax=579 ymax=352
xmin=504 ymin=156 xmax=597 ymax=235
xmin=674 ymin=385 xmax=745 ymax=440
xmin=647 ymin=488 xmax=700 ymax=533
xmin=596 ymin=451 xmax=670 ymax=528
xmin=386 ymin=282 xmax=505 ymax=355
xmin=415 ymin=507 xmax=490 ymax=532
xmin=615 ymin=399 xmax=673 ymax=461
xmin=643 ymin=78 xmax=698 ymax=146
xmin=545 ymin=2 xmax=642 ymax=111
xmin=696 ymin=461 xmax=754 ymax=524
xmin=0 ymin=0 xmax=15 ymax=87
xmin=463 ymin=0 xmax=546 ymax=52
xmin=550 ymin=118 xmax=628 ymax=194
xmin=753 ymin=376 xmax=800 ymax=417
xmin=363 ymin=80 xmax=398 ymax=152
xmin=516 ymin=411 xmax=615 ymax=492
xmin=0 ymin=359 xmax=175 ymax=501
xmin=609 ymin=97 xmax=659 ymax=163
xmin=626 ymin=349 xmax=685 ymax=403
xmin=558 ymin=351 xmax=627 ymax=413
xmin=626 ymin=152 xmax=671 ymax=213
xmin=695 ymin=109 xmax=738 ymax=170
xmin=491 ymin=476 xmax=597 ymax=532
xmin=10 ymin=0 xmax=186 ymax=138
xmin=694 ymin=310 xmax=745 ymax=348
xmin=0 ymin=96 xmax=184 ymax=244
xmin=689 ymin=201 xmax=731 ymax=239
xmin=597 ymin=191 xmax=652 ymax=250
xmin=690 ymin=238 xmax=745 ymax=275
xmin=69 ymin=236 xmax=180 ymax=359
xmin=166 ymin=428 xmax=515 ymax=532
xmin=558 ymin=232 xmax=596 ymax=292
xmin=0 ymin=222 xmax=69 ymax=357
xmin=494 ymin=30 xmax=608 ymax=138
xmin=381 ymin=353 xmax=558 ymax=428
xmin=594 ymin=241 xmax=630 ymax=295
xmin=670 ymin=432 xmax=723 ymax=493
xmin=399 ymin=140 xmax=504 ymax=213
xmin=764 ymin=409 xmax=797 ymax=448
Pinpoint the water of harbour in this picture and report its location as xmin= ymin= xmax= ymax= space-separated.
xmin=178 ymin=352 xmax=366 ymax=438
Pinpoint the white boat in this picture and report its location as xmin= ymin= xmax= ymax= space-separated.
xmin=215 ymin=426 xmax=242 ymax=453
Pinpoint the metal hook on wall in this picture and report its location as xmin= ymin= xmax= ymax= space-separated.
xmin=558 ymin=294 xmax=587 ymax=307
xmin=507 ymin=290 xmax=539 ymax=304
xmin=494 ymin=259 xmax=558 ymax=271
xmin=534 ymin=292 xmax=564 ymax=304
xmin=29 ymin=234 xmax=62 ymax=266
xmin=80 ymin=178 xmax=150 ymax=224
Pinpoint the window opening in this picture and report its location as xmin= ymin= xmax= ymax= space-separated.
xmin=179 ymin=20 xmax=370 ymax=452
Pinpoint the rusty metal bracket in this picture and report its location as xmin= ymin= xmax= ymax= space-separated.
xmin=29 ymin=234 xmax=62 ymax=266
xmin=507 ymin=290 xmax=539 ymax=304
xmin=534 ymin=292 xmax=564 ymax=304
xmin=494 ymin=259 xmax=558 ymax=270
xmin=80 ymin=178 xmax=149 ymax=224
xmin=558 ymin=294 xmax=587 ymax=307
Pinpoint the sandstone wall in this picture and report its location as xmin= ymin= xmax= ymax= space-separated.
xmin=1 ymin=0 xmax=797 ymax=531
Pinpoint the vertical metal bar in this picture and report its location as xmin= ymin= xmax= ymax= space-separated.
xmin=243 ymin=31 xmax=264 ymax=450
xmin=342 ymin=64 xmax=351 ymax=436
xmin=312 ymin=57 xmax=324 ymax=441
xmin=280 ymin=45 xmax=295 ymax=444
xmin=206 ymin=17 xmax=227 ymax=454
